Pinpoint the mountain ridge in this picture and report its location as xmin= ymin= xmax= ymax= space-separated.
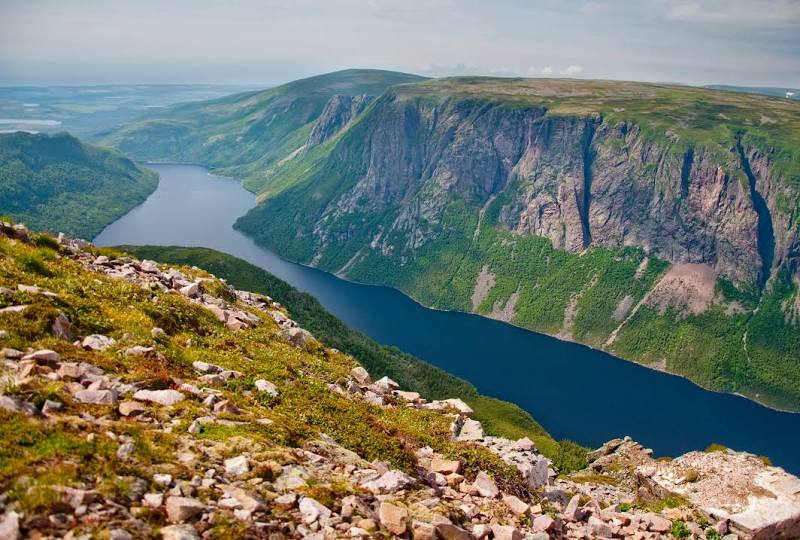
xmin=103 ymin=71 xmax=800 ymax=411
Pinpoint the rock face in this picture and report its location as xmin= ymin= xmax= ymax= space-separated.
xmin=306 ymin=94 xmax=372 ymax=147
xmin=641 ymin=450 xmax=800 ymax=540
xmin=249 ymin=89 xmax=798 ymax=289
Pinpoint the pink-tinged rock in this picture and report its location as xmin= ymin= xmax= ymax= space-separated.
xmin=0 ymin=510 xmax=20 ymax=540
xmin=159 ymin=524 xmax=200 ymax=540
xmin=133 ymin=389 xmax=185 ymax=406
xmin=472 ymin=471 xmax=499 ymax=498
xmin=21 ymin=349 xmax=60 ymax=365
xmin=588 ymin=515 xmax=615 ymax=538
xmin=81 ymin=334 xmax=116 ymax=351
xmin=533 ymin=515 xmax=556 ymax=532
xmin=490 ymin=524 xmax=522 ymax=540
xmin=363 ymin=469 xmax=416 ymax=494
xmin=431 ymin=457 xmax=461 ymax=475
xmin=379 ymin=501 xmax=408 ymax=535
xmin=502 ymin=494 xmax=530 ymax=516
xmin=74 ymin=389 xmax=118 ymax=405
xmin=165 ymin=496 xmax=205 ymax=523
xmin=435 ymin=523 xmax=475 ymax=540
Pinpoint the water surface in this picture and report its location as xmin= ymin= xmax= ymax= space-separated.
xmin=95 ymin=163 xmax=800 ymax=474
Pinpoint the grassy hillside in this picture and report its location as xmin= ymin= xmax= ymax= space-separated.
xmin=120 ymin=245 xmax=587 ymax=471
xmin=0 ymin=132 xmax=157 ymax=239
xmin=100 ymin=69 xmax=426 ymax=193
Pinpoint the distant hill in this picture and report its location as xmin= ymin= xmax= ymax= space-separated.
xmin=100 ymin=69 xmax=426 ymax=193
xmin=704 ymin=84 xmax=799 ymax=100
xmin=0 ymin=131 xmax=157 ymax=239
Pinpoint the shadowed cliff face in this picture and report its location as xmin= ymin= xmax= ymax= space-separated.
xmin=288 ymin=93 xmax=797 ymax=288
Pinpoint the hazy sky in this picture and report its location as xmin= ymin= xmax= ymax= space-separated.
xmin=0 ymin=0 xmax=798 ymax=87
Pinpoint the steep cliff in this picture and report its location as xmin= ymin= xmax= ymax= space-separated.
xmin=237 ymin=78 xmax=800 ymax=410
xmin=100 ymin=69 xmax=425 ymax=193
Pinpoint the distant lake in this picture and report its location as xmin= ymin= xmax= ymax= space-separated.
xmin=95 ymin=163 xmax=800 ymax=474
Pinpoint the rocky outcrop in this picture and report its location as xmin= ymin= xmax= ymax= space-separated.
xmin=306 ymin=94 xmax=372 ymax=147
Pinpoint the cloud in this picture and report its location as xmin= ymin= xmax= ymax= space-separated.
xmin=664 ymin=0 xmax=800 ymax=27
xmin=541 ymin=66 xmax=554 ymax=76
xmin=560 ymin=64 xmax=583 ymax=76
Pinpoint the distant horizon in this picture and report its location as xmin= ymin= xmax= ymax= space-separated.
xmin=0 ymin=68 xmax=797 ymax=92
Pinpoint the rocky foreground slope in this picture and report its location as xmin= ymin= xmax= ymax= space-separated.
xmin=1 ymin=223 xmax=799 ymax=539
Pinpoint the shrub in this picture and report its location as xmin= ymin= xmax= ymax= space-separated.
xmin=671 ymin=520 xmax=690 ymax=539
xmin=685 ymin=467 xmax=699 ymax=482
xmin=18 ymin=253 xmax=53 ymax=277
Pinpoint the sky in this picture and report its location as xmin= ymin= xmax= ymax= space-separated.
xmin=0 ymin=0 xmax=798 ymax=87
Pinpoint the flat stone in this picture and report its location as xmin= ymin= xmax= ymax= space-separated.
xmin=143 ymin=493 xmax=164 ymax=507
xmin=2 ymin=347 xmax=23 ymax=360
xmin=379 ymin=501 xmax=408 ymax=535
xmin=254 ymin=379 xmax=278 ymax=396
xmin=363 ymin=469 xmax=416 ymax=494
xmin=431 ymin=458 xmax=461 ymax=475
xmin=159 ymin=524 xmax=200 ymax=540
xmin=502 ymin=494 xmax=530 ymax=516
xmin=82 ymin=334 xmax=116 ymax=351
xmin=490 ymin=524 xmax=522 ymax=540
xmin=165 ymin=496 xmax=205 ymax=523
xmin=299 ymin=497 xmax=332 ymax=525
xmin=125 ymin=346 xmax=154 ymax=356
xmin=153 ymin=474 xmax=173 ymax=487
xmin=0 ymin=395 xmax=36 ymax=416
xmin=74 ymin=389 xmax=118 ymax=405
xmin=22 ymin=349 xmax=60 ymax=364
xmin=435 ymin=523 xmax=475 ymax=540
xmin=224 ymin=455 xmax=250 ymax=476
xmin=119 ymin=400 xmax=147 ymax=416
xmin=133 ymin=389 xmax=185 ymax=406
xmin=473 ymin=471 xmax=499 ymax=498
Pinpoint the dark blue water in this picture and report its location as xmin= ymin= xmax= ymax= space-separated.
xmin=95 ymin=164 xmax=800 ymax=474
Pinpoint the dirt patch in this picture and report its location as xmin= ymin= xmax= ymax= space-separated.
xmin=471 ymin=265 xmax=496 ymax=311
xmin=613 ymin=294 xmax=634 ymax=322
xmin=645 ymin=263 xmax=717 ymax=317
xmin=634 ymin=257 xmax=649 ymax=280
xmin=490 ymin=289 xmax=519 ymax=322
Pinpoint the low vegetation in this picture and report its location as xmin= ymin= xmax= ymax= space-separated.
xmin=0 ymin=132 xmax=158 ymax=239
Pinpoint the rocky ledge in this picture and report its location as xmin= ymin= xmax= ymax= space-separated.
xmin=0 ymin=223 xmax=798 ymax=540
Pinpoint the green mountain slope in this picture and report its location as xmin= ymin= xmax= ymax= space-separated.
xmin=233 ymin=77 xmax=800 ymax=411
xmin=0 ymin=131 xmax=157 ymax=240
xmin=120 ymin=244 xmax=587 ymax=471
xmin=100 ymin=69 xmax=426 ymax=193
